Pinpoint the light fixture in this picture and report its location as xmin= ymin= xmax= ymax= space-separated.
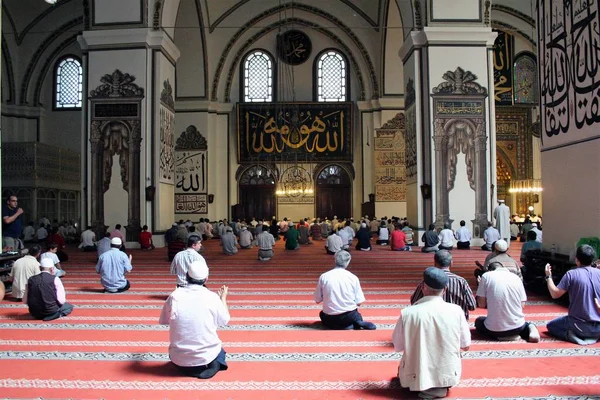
xmin=508 ymin=179 xmax=543 ymax=193
xmin=45 ymin=0 xmax=58 ymax=4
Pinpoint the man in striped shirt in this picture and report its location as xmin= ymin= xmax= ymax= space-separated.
xmin=410 ymin=250 xmax=476 ymax=320
xmin=171 ymin=236 xmax=204 ymax=287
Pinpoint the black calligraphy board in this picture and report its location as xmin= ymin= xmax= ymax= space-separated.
xmin=237 ymin=102 xmax=352 ymax=162
xmin=493 ymin=30 xmax=513 ymax=106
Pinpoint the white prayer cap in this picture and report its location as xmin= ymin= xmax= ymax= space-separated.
xmin=188 ymin=259 xmax=209 ymax=280
xmin=361 ymin=223 xmax=367 ymax=228
xmin=494 ymin=240 xmax=508 ymax=253
xmin=110 ymin=237 xmax=122 ymax=246
xmin=40 ymin=258 xmax=55 ymax=269
xmin=498 ymin=199 xmax=505 ymax=203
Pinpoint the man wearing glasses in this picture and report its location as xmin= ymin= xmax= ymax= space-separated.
xmin=2 ymin=196 xmax=24 ymax=250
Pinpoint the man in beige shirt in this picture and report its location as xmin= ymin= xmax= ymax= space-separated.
xmin=9 ymin=245 xmax=42 ymax=300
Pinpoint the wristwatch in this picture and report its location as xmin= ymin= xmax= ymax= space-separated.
xmin=545 ymin=275 xmax=552 ymax=280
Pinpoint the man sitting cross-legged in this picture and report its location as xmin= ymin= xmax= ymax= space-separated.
xmin=545 ymin=245 xmax=600 ymax=345
xmin=159 ymin=260 xmax=230 ymax=379
xmin=96 ymin=237 xmax=133 ymax=293
xmin=325 ymin=232 xmax=345 ymax=255
xmin=314 ymin=250 xmax=376 ymax=330
xmin=171 ymin=236 xmax=204 ymax=288
xmin=411 ymin=250 xmax=476 ymax=320
xmin=24 ymin=258 xmax=74 ymax=321
xmin=475 ymin=260 xmax=540 ymax=342
xmin=392 ymin=267 xmax=470 ymax=399
xmin=256 ymin=225 xmax=276 ymax=261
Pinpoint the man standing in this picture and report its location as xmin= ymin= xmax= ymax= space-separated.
xmin=159 ymin=260 xmax=230 ymax=379
xmin=256 ymin=225 xmax=276 ymax=261
xmin=2 ymin=195 xmax=24 ymax=250
xmin=24 ymin=258 xmax=74 ymax=321
xmin=545 ymin=245 xmax=600 ymax=345
xmin=410 ymin=250 xmax=476 ymax=320
xmin=493 ymin=199 xmax=511 ymax=246
xmin=454 ymin=220 xmax=472 ymax=249
xmin=9 ymin=244 xmax=42 ymax=300
xmin=96 ymin=237 xmax=133 ymax=293
xmin=314 ymin=250 xmax=376 ymax=330
xmin=482 ymin=221 xmax=501 ymax=251
xmin=171 ymin=236 xmax=204 ymax=287
xmin=392 ymin=267 xmax=470 ymax=399
xmin=475 ymin=261 xmax=539 ymax=342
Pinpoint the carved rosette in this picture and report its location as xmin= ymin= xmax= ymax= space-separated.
xmin=432 ymin=67 xmax=487 ymax=95
xmin=89 ymin=70 xmax=144 ymax=98
xmin=175 ymin=125 xmax=208 ymax=150
xmin=160 ymin=79 xmax=175 ymax=110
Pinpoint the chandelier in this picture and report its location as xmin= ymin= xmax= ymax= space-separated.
xmin=508 ymin=179 xmax=543 ymax=193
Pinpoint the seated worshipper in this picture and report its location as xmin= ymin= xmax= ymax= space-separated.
xmin=510 ymin=220 xmax=520 ymax=241
xmin=187 ymin=226 xmax=202 ymax=242
xmin=139 ymin=225 xmax=155 ymax=250
xmin=390 ymin=223 xmax=411 ymax=251
xmin=257 ymin=225 xmax=276 ymax=261
xmin=376 ymin=222 xmax=389 ymax=245
xmin=220 ymin=227 xmax=239 ymax=255
xmin=36 ymin=224 xmax=48 ymax=243
xmin=475 ymin=260 xmax=540 ymax=342
xmin=320 ymin=218 xmax=330 ymax=239
xmin=325 ymin=232 xmax=345 ymax=255
xmin=340 ymin=221 xmax=356 ymax=248
xmin=168 ymin=237 xmax=186 ymax=262
xmin=438 ymin=223 xmax=455 ymax=250
xmin=269 ymin=218 xmax=280 ymax=240
xmin=96 ymin=237 xmax=133 ymax=293
xmin=421 ymin=224 xmax=440 ymax=253
xmin=238 ymin=226 xmax=254 ymax=249
xmin=284 ymin=222 xmax=300 ymax=250
xmin=159 ymin=260 xmax=230 ymax=379
xmin=474 ymin=240 xmax=522 ymax=280
xmin=370 ymin=217 xmax=380 ymax=235
xmin=454 ymin=220 xmax=472 ymax=250
xmin=481 ymin=221 xmax=501 ymax=251
xmin=9 ymin=244 xmax=42 ymax=300
xmin=47 ymin=227 xmax=68 ymax=261
xmin=355 ymin=223 xmax=372 ymax=251
xmin=298 ymin=221 xmax=312 ymax=245
xmin=410 ymin=250 xmax=476 ymax=320
xmin=176 ymin=224 xmax=189 ymax=243
xmin=110 ymin=224 xmax=126 ymax=249
xmin=545 ymin=245 xmax=600 ymax=345
xmin=314 ymin=250 xmax=376 ymax=330
xmin=310 ymin=218 xmax=322 ymax=241
xmin=531 ymin=223 xmax=543 ymax=243
xmin=402 ymin=221 xmax=414 ymax=246
xmin=41 ymin=243 xmax=66 ymax=277
xmin=171 ymin=236 xmax=204 ymax=287
xmin=520 ymin=217 xmax=533 ymax=242
xmin=392 ymin=267 xmax=470 ymax=399
xmin=24 ymin=257 xmax=74 ymax=321
xmin=279 ymin=218 xmax=290 ymax=239
xmin=97 ymin=232 xmax=112 ymax=258
xmin=337 ymin=222 xmax=352 ymax=250
xmin=23 ymin=222 xmax=35 ymax=245
xmin=165 ymin=223 xmax=179 ymax=244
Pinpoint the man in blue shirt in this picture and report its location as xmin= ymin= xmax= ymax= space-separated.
xmin=96 ymin=237 xmax=133 ymax=293
xmin=2 ymin=195 xmax=24 ymax=250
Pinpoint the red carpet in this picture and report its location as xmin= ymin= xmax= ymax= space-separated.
xmin=1 ymin=240 xmax=599 ymax=399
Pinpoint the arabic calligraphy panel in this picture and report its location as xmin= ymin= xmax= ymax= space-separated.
xmin=374 ymin=127 xmax=406 ymax=202
xmin=175 ymin=194 xmax=207 ymax=214
xmin=493 ymin=30 xmax=513 ymax=105
xmin=237 ymin=103 xmax=352 ymax=162
xmin=405 ymin=107 xmax=418 ymax=183
xmin=159 ymin=106 xmax=175 ymax=184
xmin=174 ymin=150 xmax=207 ymax=196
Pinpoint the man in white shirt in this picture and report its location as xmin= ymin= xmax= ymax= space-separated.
xmin=41 ymin=243 xmax=66 ymax=277
xmin=438 ymin=223 xmax=455 ymax=250
xmin=531 ymin=223 xmax=543 ymax=243
xmin=9 ymin=244 xmax=42 ymax=300
xmin=171 ymin=236 xmax=204 ymax=287
xmin=22 ymin=222 xmax=36 ymax=244
xmin=454 ymin=220 xmax=472 ymax=250
xmin=79 ymin=226 xmax=97 ymax=252
xmin=36 ymin=224 xmax=48 ymax=242
xmin=475 ymin=263 xmax=540 ymax=342
xmin=392 ymin=267 xmax=470 ymax=399
xmin=314 ymin=250 xmax=375 ymax=330
xmin=159 ymin=259 xmax=230 ymax=379
xmin=482 ymin=221 xmax=501 ymax=251
xmin=325 ymin=232 xmax=345 ymax=254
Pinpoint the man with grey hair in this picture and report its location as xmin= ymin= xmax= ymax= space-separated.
xmin=314 ymin=250 xmax=376 ymax=330
xmin=393 ymin=267 xmax=470 ymax=398
xmin=410 ymin=250 xmax=476 ymax=320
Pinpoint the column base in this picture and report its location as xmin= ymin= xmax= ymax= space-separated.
xmin=471 ymin=214 xmax=488 ymax=238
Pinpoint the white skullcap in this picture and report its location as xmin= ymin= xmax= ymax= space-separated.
xmin=110 ymin=237 xmax=122 ymax=246
xmin=188 ymin=259 xmax=209 ymax=280
xmin=40 ymin=258 xmax=55 ymax=269
xmin=494 ymin=240 xmax=508 ymax=253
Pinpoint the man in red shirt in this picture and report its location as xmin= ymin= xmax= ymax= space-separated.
xmin=139 ymin=225 xmax=155 ymax=250
xmin=390 ymin=223 xmax=411 ymax=251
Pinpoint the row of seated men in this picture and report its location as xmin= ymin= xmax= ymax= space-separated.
xmin=7 ymin=230 xmax=600 ymax=398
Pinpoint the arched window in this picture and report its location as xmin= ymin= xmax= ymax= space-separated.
xmin=316 ymin=50 xmax=347 ymax=102
xmin=55 ymin=56 xmax=82 ymax=109
xmin=239 ymin=165 xmax=276 ymax=185
xmin=513 ymin=53 xmax=538 ymax=105
xmin=243 ymin=50 xmax=274 ymax=102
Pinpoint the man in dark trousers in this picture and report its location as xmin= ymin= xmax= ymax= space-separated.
xmin=24 ymin=258 xmax=74 ymax=321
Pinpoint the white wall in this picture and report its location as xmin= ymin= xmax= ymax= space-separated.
xmin=448 ymin=153 xmax=476 ymax=232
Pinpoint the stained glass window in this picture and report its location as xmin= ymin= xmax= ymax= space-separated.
xmin=240 ymin=166 xmax=275 ymax=185
xmin=55 ymin=56 xmax=82 ymax=108
xmin=243 ymin=51 xmax=273 ymax=102
xmin=317 ymin=51 xmax=347 ymax=102
xmin=514 ymin=54 xmax=538 ymax=104
xmin=317 ymin=165 xmax=350 ymax=185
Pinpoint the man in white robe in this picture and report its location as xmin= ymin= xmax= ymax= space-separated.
xmin=493 ymin=200 xmax=511 ymax=247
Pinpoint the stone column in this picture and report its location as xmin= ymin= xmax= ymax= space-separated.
xmin=89 ymin=120 xmax=105 ymax=235
xmin=127 ymin=120 xmax=142 ymax=241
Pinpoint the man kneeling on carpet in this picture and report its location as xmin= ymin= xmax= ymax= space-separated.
xmin=96 ymin=237 xmax=133 ymax=293
xmin=313 ymin=250 xmax=376 ymax=330
xmin=392 ymin=267 xmax=470 ymax=399
xmin=159 ymin=259 xmax=230 ymax=379
xmin=24 ymin=258 xmax=74 ymax=321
